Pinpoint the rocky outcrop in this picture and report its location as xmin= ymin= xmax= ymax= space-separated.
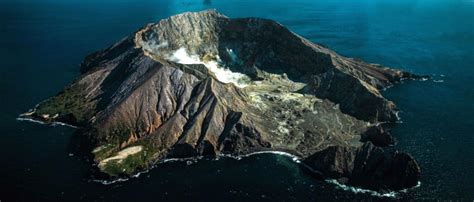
xmin=304 ymin=142 xmax=421 ymax=191
xmin=20 ymin=10 xmax=421 ymax=191
xmin=361 ymin=126 xmax=394 ymax=147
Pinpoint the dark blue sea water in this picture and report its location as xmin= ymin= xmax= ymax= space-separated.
xmin=1 ymin=0 xmax=473 ymax=201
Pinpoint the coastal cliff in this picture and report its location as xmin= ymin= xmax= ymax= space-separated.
xmin=21 ymin=10 xmax=421 ymax=191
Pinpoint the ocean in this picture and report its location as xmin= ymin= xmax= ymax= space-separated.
xmin=1 ymin=0 xmax=473 ymax=201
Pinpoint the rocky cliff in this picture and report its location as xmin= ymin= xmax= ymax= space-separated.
xmin=21 ymin=10 xmax=421 ymax=191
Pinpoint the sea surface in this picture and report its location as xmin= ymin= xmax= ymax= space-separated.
xmin=1 ymin=0 xmax=473 ymax=201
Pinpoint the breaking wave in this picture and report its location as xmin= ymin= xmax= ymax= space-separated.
xmin=19 ymin=112 xmax=415 ymax=198
xmin=326 ymin=179 xmax=420 ymax=198
xmin=18 ymin=107 xmax=416 ymax=198
xmin=90 ymin=150 xmax=417 ymax=198
xmin=217 ymin=150 xmax=301 ymax=163
xmin=16 ymin=117 xmax=78 ymax=129
xmin=92 ymin=168 xmax=151 ymax=185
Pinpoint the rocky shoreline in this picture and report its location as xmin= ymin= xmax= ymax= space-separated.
xmin=21 ymin=10 xmax=422 ymax=191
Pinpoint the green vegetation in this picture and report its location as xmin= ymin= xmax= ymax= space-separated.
xmin=92 ymin=144 xmax=116 ymax=161
xmin=97 ymin=139 xmax=163 ymax=177
xmin=35 ymin=83 xmax=95 ymax=125
xmin=101 ymin=150 xmax=148 ymax=176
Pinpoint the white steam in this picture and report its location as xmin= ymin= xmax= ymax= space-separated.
xmin=167 ymin=48 xmax=250 ymax=88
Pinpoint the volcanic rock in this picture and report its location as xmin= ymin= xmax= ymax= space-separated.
xmin=21 ymin=10 xmax=421 ymax=191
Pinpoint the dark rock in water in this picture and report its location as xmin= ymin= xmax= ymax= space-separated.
xmin=304 ymin=142 xmax=421 ymax=191
xmin=361 ymin=126 xmax=394 ymax=147
xmin=19 ymin=10 xmax=421 ymax=191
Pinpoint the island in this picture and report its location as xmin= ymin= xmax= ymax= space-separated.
xmin=20 ymin=10 xmax=421 ymax=191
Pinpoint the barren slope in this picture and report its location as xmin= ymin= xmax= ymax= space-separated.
xmin=21 ymin=10 xmax=421 ymax=191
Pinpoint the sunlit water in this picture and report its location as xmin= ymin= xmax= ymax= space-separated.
xmin=1 ymin=0 xmax=473 ymax=201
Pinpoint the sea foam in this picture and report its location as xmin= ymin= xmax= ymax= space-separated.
xmin=16 ymin=117 xmax=78 ymax=129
